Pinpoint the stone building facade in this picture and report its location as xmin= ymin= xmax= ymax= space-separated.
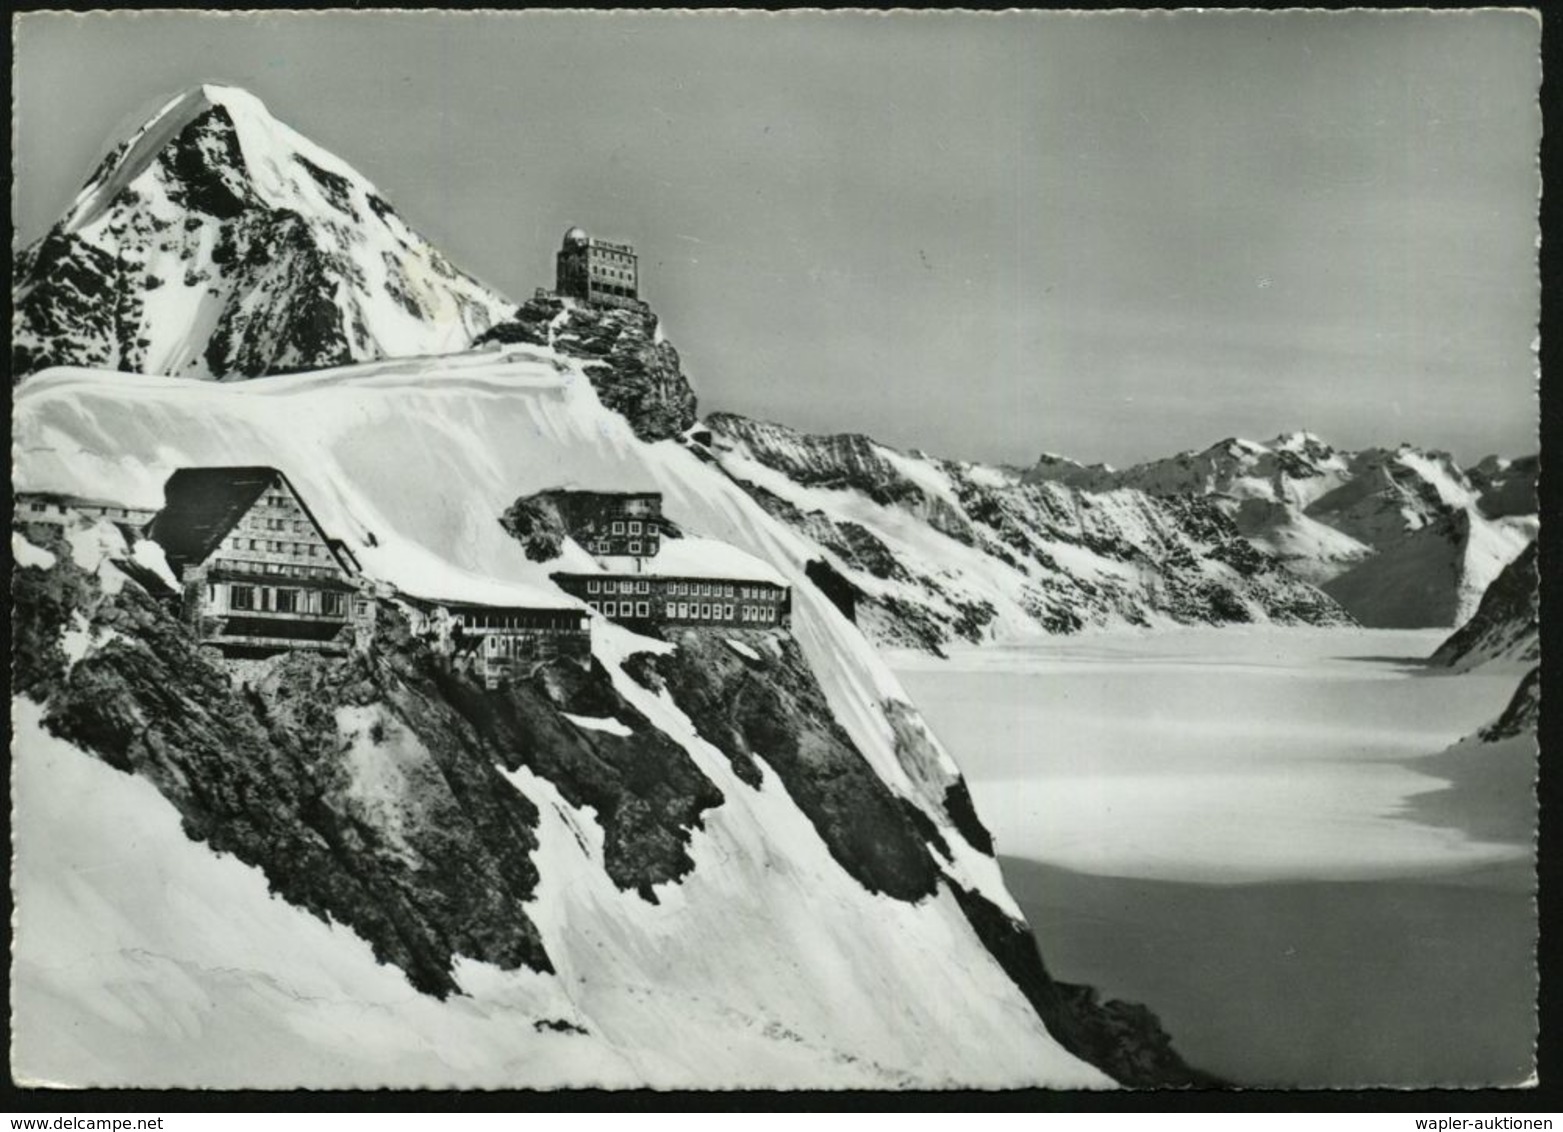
xmin=551 ymin=572 xmax=791 ymax=630
xmin=555 ymin=226 xmax=643 ymax=308
xmin=145 ymin=467 xmax=377 ymax=658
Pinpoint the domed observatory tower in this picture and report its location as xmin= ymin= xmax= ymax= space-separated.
xmin=555 ymin=226 xmax=641 ymax=308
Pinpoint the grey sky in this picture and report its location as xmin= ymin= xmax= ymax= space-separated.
xmin=13 ymin=10 xmax=1541 ymax=467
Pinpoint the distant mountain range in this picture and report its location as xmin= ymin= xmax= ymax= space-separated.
xmin=1025 ymin=433 xmax=1536 ymax=632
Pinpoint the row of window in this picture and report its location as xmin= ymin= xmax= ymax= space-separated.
xmin=212 ymin=557 xmax=340 ymax=580
xmin=590 ymin=578 xmax=651 ymax=595
xmin=585 ymin=600 xmax=781 ymax=624
xmin=221 ymin=583 xmax=348 ymax=617
xmin=226 ymin=537 xmax=324 ymax=558
xmin=246 ymin=516 xmax=311 ymax=534
xmin=581 ymin=577 xmax=780 ymax=600
xmin=23 ymin=501 xmax=146 ymax=519
xmin=455 ymin=612 xmax=586 ymax=632
xmin=589 ymin=538 xmax=657 ymax=555
xmin=608 ymin=520 xmax=649 ymax=535
xmin=591 ymin=600 xmax=652 ymax=619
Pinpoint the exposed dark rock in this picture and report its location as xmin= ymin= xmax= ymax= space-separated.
xmin=637 ymin=629 xmax=942 ymax=901
xmin=293 ymin=154 xmax=356 ymax=216
xmin=942 ymin=778 xmax=995 ymax=856
xmin=498 ymin=494 xmax=570 ymax=562
xmin=946 ymin=880 xmax=1222 ymax=1089
xmin=476 ymin=295 xmax=698 ymax=442
xmin=427 ymin=652 xmax=726 ymax=898
xmin=158 ymin=106 xmax=255 ymax=220
xmin=804 ymin=557 xmax=860 ymax=622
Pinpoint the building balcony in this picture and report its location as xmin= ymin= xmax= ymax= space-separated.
xmin=201 ymin=633 xmax=349 ymax=656
xmin=219 ymin=606 xmax=351 ymax=623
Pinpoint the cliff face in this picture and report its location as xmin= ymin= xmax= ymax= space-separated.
xmin=702 ymin=412 xmax=1354 ymax=653
xmin=476 ymin=294 xmax=699 ymax=442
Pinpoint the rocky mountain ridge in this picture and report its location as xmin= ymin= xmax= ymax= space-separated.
xmin=698 ymin=413 xmax=1354 ymax=652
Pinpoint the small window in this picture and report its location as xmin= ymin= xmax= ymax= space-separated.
xmin=275 ymin=589 xmax=300 ymax=613
xmin=612 ymin=521 xmax=625 ymax=535
xmin=323 ymin=592 xmax=345 ymax=616
xmin=588 ymin=580 xmax=600 ymax=594
xmin=700 ymin=603 xmax=711 ymax=619
xmin=629 ymin=521 xmax=642 ymax=534
xmin=603 ymin=601 xmax=616 ymax=617
xmin=231 ymin=585 xmax=256 ymax=611
xmin=636 ymin=602 xmax=649 ymax=617
xmin=639 ymin=581 xmax=650 ymax=594
xmin=629 ymin=541 xmax=641 ymax=555
xmin=677 ymin=602 xmax=688 ymax=618
xmin=665 ymin=603 xmax=676 ymax=618
xmin=589 ymin=602 xmax=601 ymax=614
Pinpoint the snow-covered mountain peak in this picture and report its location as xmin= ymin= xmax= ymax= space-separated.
xmin=16 ymin=83 xmax=515 ymax=383
xmin=1267 ymin=431 xmax=1336 ymax=461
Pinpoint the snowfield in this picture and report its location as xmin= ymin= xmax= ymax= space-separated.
xmin=11 ymin=348 xmax=1111 ymax=1089
xmin=893 ymin=626 xmax=1531 ymax=884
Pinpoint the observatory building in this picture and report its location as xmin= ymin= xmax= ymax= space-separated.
xmin=555 ymin=226 xmax=641 ymax=308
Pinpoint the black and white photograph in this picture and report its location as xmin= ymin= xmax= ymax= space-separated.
xmin=9 ymin=8 xmax=1544 ymax=1094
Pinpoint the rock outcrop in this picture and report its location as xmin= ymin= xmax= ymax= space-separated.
xmin=477 ymin=294 xmax=698 ymax=442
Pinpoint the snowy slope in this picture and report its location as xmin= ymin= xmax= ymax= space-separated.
xmin=14 ymin=84 xmax=513 ymax=382
xmin=1321 ymin=507 xmax=1534 ymax=630
xmin=12 ymin=349 xmax=1129 ymax=1089
xmin=701 ymin=414 xmax=1353 ymax=652
xmin=1225 ymin=497 xmax=1375 ymax=586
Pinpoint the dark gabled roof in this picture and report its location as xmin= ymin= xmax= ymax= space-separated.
xmin=146 ymin=466 xmax=357 ymax=576
xmin=146 ymin=467 xmax=275 ymax=569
